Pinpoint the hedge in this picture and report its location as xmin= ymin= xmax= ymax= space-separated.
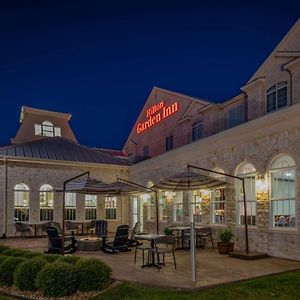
xmin=0 ymin=245 xmax=9 ymax=253
xmin=0 ymin=255 xmax=8 ymax=265
xmin=56 ymin=255 xmax=80 ymax=265
xmin=14 ymin=257 xmax=48 ymax=291
xmin=36 ymin=262 xmax=77 ymax=297
xmin=42 ymin=253 xmax=61 ymax=263
xmin=0 ymin=257 xmax=25 ymax=286
xmin=74 ymin=258 xmax=112 ymax=292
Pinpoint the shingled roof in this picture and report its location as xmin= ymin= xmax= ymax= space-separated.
xmin=0 ymin=137 xmax=130 ymax=166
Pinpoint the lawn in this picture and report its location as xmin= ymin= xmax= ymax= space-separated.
xmin=93 ymin=270 xmax=300 ymax=300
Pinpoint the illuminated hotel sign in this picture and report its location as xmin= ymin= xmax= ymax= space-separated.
xmin=136 ymin=101 xmax=179 ymax=134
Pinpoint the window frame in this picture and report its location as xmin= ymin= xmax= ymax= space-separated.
xmin=105 ymin=196 xmax=117 ymax=220
xmin=228 ymin=105 xmax=244 ymax=129
xmin=85 ymin=194 xmax=97 ymax=220
xmin=192 ymin=121 xmax=203 ymax=142
xmin=266 ymin=81 xmax=288 ymax=113
xmin=39 ymin=184 xmax=54 ymax=221
xmin=14 ymin=183 xmax=30 ymax=222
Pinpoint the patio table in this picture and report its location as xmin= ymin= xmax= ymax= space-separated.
xmin=136 ymin=234 xmax=165 ymax=268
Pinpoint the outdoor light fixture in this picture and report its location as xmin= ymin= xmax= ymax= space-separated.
xmin=141 ymin=193 xmax=150 ymax=203
xmin=256 ymin=174 xmax=269 ymax=201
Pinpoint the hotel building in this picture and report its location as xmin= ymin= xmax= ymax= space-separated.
xmin=1 ymin=19 xmax=300 ymax=260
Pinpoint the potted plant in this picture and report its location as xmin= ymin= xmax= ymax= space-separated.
xmin=217 ymin=228 xmax=234 ymax=254
xmin=164 ymin=227 xmax=173 ymax=235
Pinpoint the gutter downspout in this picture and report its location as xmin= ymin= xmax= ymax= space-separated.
xmin=285 ymin=67 xmax=293 ymax=106
xmin=3 ymin=158 xmax=7 ymax=238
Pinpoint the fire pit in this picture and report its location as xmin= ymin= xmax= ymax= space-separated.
xmin=77 ymin=237 xmax=102 ymax=251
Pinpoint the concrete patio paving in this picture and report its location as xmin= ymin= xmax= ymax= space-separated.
xmin=1 ymin=237 xmax=300 ymax=289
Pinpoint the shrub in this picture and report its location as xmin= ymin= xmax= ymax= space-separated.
xmin=10 ymin=249 xmax=28 ymax=257
xmin=36 ymin=262 xmax=77 ymax=297
xmin=42 ymin=253 xmax=61 ymax=263
xmin=0 ymin=245 xmax=10 ymax=253
xmin=56 ymin=255 xmax=80 ymax=265
xmin=164 ymin=227 xmax=173 ymax=235
xmin=74 ymin=258 xmax=111 ymax=292
xmin=22 ymin=251 xmax=43 ymax=259
xmin=218 ymin=228 xmax=234 ymax=243
xmin=14 ymin=257 xmax=48 ymax=291
xmin=0 ymin=257 xmax=25 ymax=286
xmin=0 ymin=248 xmax=16 ymax=256
xmin=0 ymin=255 xmax=8 ymax=264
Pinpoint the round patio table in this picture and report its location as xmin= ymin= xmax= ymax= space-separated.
xmin=77 ymin=237 xmax=102 ymax=251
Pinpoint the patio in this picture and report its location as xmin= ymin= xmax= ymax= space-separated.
xmin=1 ymin=237 xmax=300 ymax=289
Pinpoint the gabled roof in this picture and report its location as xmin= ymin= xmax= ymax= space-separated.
xmin=0 ymin=137 xmax=130 ymax=166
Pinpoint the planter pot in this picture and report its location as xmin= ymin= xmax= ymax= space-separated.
xmin=217 ymin=242 xmax=234 ymax=254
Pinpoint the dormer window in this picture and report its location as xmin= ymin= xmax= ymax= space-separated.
xmin=266 ymin=81 xmax=287 ymax=113
xmin=192 ymin=121 xmax=203 ymax=141
xmin=35 ymin=121 xmax=61 ymax=137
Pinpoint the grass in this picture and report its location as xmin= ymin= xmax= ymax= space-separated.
xmin=0 ymin=296 xmax=16 ymax=300
xmin=92 ymin=270 xmax=300 ymax=300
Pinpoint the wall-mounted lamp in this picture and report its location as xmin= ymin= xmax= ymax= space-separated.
xmin=256 ymin=174 xmax=269 ymax=201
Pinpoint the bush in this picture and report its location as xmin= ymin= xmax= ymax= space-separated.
xmin=0 ymin=255 xmax=8 ymax=264
xmin=56 ymin=255 xmax=80 ymax=265
xmin=0 ymin=257 xmax=25 ymax=286
xmin=0 ymin=248 xmax=16 ymax=256
xmin=10 ymin=249 xmax=28 ymax=257
xmin=0 ymin=245 xmax=10 ymax=253
xmin=14 ymin=257 xmax=48 ymax=291
xmin=42 ymin=253 xmax=61 ymax=263
xmin=74 ymin=258 xmax=111 ymax=292
xmin=22 ymin=251 xmax=43 ymax=259
xmin=164 ymin=227 xmax=173 ymax=235
xmin=218 ymin=228 xmax=234 ymax=243
xmin=36 ymin=262 xmax=77 ymax=297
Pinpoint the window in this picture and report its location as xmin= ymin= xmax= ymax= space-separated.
xmin=211 ymin=188 xmax=226 ymax=224
xmin=192 ymin=121 xmax=203 ymax=141
xmin=39 ymin=184 xmax=54 ymax=221
xmin=190 ymin=192 xmax=204 ymax=223
xmin=143 ymin=146 xmax=149 ymax=157
xmin=172 ymin=192 xmax=183 ymax=222
xmin=267 ymin=81 xmax=287 ymax=113
xmin=65 ymin=193 xmax=76 ymax=220
xmin=270 ymin=155 xmax=296 ymax=228
xmin=85 ymin=194 xmax=97 ymax=220
xmin=228 ymin=105 xmax=244 ymax=128
xmin=142 ymin=194 xmax=154 ymax=221
xmin=131 ymin=196 xmax=138 ymax=225
xmin=159 ymin=192 xmax=168 ymax=221
xmin=236 ymin=163 xmax=257 ymax=226
xmin=14 ymin=183 xmax=29 ymax=222
xmin=166 ymin=135 xmax=173 ymax=152
xmin=35 ymin=121 xmax=61 ymax=137
xmin=105 ymin=196 xmax=117 ymax=219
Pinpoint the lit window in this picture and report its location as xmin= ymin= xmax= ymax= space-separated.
xmin=172 ymin=192 xmax=183 ymax=223
xmin=35 ymin=124 xmax=42 ymax=135
xmin=190 ymin=191 xmax=204 ymax=223
xmin=14 ymin=183 xmax=30 ymax=222
xmin=65 ymin=193 xmax=76 ymax=220
xmin=159 ymin=192 xmax=168 ymax=221
xmin=236 ymin=163 xmax=257 ymax=226
xmin=166 ymin=135 xmax=173 ymax=152
xmin=192 ymin=121 xmax=203 ymax=141
xmin=211 ymin=188 xmax=226 ymax=224
xmin=85 ymin=194 xmax=97 ymax=220
xmin=105 ymin=196 xmax=117 ymax=219
xmin=269 ymin=155 xmax=296 ymax=228
xmin=39 ymin=184 xmax=54 ymax=221
xmin=228 ymin=105 xmax=244 ymax=128
xmin=34 ymin=121 xmax=61 ymax=137
xmin=266 ymin=81 xmax=287 ymax=113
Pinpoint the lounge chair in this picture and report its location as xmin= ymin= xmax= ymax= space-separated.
xmin=45 ymin=227 xmax=77 ymax=254
xmin=15 ymin=222 xmax=31 ymax=237
xmin=95 ymin=220 xmax=108 ymax=248
xmin=102 ymin=225 xmax=130 ymax=254
xmin=128 ymin=222 xmax=143 ymax=247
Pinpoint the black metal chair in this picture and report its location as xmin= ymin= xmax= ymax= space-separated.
xmin=95 ymin=220 xmax=108 ymax=248
xmin=196 ymin=227 xmax=214 ymax=249
xmin=45 ymin=227 xmax=77 ymax=254
xmin=149 ymin=235 xmax=177 ymax=271
xmin=15 ymin=222 xmax=31 ymax=237
xmin=102 ymin=225 xmax=130 ymax=254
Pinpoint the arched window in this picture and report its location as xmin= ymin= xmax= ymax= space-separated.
xmin=39 ymin=184 xmax=54 ymax=221
xmin=269 ymin=155 xmax=296 ymax=228
xmin=236 ymin=163 xmax=257 ymax=226
xmin=35 ymin=121 xmax=61 ymax=137
xmin=14 ymin=183 xmax=29 ymax=222
xmin=211 ymin=168 xmax=226 ymax=224
xmin=192 ymin=121 xmax=203 ymax=142
xmin=266 ymin=81 xmax=287 ymax=113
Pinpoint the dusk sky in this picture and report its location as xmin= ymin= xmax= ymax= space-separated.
xmin=1 ymin=1 xmax=299 ymax=150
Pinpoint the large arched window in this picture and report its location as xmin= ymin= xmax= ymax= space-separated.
xmin=14 ymin=183 xmax=29 ymax=222
xmin=266 ymin=81 xmax=287 ymax=113
xmin=192 ymin=121 xmax=203 ymax=142
xmin=35 ymin=121 xmax=61 ymax=137
xmin=39 ymin=184 xmax=54 ymax=221
xmin=236 ymin=163 xmax=257 ymax=226
xmin=269 ymin=155 xmax=296 ymax=228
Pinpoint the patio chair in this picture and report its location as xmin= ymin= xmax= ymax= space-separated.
xmin=45 ymin=227 xmax=77 ymax=254
xmin=196 ymin=227 xmax=214 ymax=249
xmin=148 ymin=235 xmax=176 ymax=271
xmin=41 ymin=221 xmax=52 ymax=234
xmin=134 ymin=240 xmax=151 ymax=266
xmin=95 ymin=220 xmax=108 ymax=247
xmin=51 ymin=221 xmax=64 ymax=235
xmin=128 ymin=222 xmax=143 ymax=247
xmin=65 ymin=221 xmax=80 ymax=235
xmin=15 ymin=222 xmax=31 ymax=237
xmin=102 ymin=225 xmax=130 ymax=254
